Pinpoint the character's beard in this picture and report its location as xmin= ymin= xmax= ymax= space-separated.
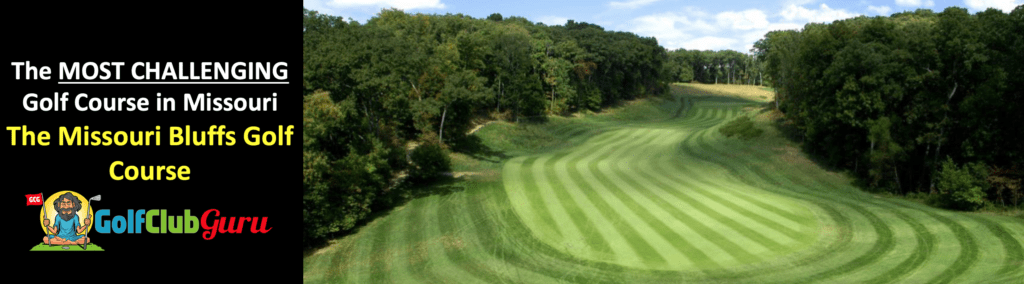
xmin=58 ymin=210 xmax=75 ymax=222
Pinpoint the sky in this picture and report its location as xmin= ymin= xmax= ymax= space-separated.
xmin=303 ymin=0 xmax=1023 ymax=53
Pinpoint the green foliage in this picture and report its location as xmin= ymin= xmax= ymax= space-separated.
xmin=934 ymin=157 xmax=989 ymax=211
xmin=303 ymin=7 xmax=673 ymax=244
xmin=409 ymin=137 xmax=452 ymax=182
xmin=718 ymin=116 xmax=763 ymax=140
xmin=756 ymin=7 xmax=1023 ymax=208
xmin=671 ymin=49 xmax=762 ymax=86
xmin=302 ymin=90 xmax=403 ymax=245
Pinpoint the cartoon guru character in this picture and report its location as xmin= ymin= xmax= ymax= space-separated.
xmin=42 ymin=192 xmax=91 ymax=245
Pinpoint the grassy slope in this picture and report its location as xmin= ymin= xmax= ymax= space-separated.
xmin=304 ymin=84 xmax=1024 ymax=283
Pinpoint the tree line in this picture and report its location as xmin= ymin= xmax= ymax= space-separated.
xmin=664 ymin=49 xmax=767 ymax=85
xmin=302 ymin=8 xmax=671 ymax=244
xmin=755 ymin=7 xmax=1023 ymax=211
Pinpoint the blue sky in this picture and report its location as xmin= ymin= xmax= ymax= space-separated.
xmin=303 ymin=0 xmax=1022 ymax=53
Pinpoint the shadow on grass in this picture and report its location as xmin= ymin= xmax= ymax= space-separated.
xmin=671 ymin=96 xmax=688 ymax=119
xmin=302 ymin=175 xmax=467 ymax=258
xmin=768 ymin=111 xmax=854 ymax=179
xmin=449 ymin=134 xmax=510 ymax=163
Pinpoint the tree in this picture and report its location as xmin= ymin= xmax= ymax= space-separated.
xmin=935 ymin=157 xmax=989 ymax=211
xmin=755 ymin=6 xmax=1021 ymax=210
xmin=303 ymin=91 xmax=402 ymax=244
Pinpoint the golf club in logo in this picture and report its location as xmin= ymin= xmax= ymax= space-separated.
xmin=32 ymin=191 xmax=103 ymax=251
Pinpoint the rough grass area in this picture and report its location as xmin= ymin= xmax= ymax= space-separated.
xmin=718 ymin=116 xmax=763 ymax=140
xmin=304 ymin=85 xmax=1024 ymax=283
xmin=676 ymin=82 xmax=775 ymax=103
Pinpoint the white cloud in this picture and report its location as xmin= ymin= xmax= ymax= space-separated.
xmin=537 ymin=16 xmax=569 ymax=26
xmin=739 ymin=22 xmax=803 ymax=51
xmin=964 ymin=0 xmax=1023 ymax=12
xmin=627 ymin=12 xmax=717 ymax=50
xmin=895 ymin=0 xmax=935 ymax=7
xmin=327 ymin=0 xmax=445 ymax=10
xmin=781 ymin=3 xmax=860 ymax=23
xmin=716 ymin=9 xmax=770 ymax=30
xmin=867 ymin=5 xmax=892 ymax=15
xmin=683 ymin=36 xmax=737 ymax=51
xmin=609 ymin=0 xmax=662 ymax=9
xmin=626 ymin=4 xmax=858 ymax=52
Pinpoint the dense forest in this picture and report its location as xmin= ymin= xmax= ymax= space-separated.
xmin=302 ymin=8 xmax=671 ymax=244
xmin=756 ymin=7 xmax=1023 ymax=211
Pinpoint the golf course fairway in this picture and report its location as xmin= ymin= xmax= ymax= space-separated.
xmin=303 ymin=84 xmax=1024 ymax=283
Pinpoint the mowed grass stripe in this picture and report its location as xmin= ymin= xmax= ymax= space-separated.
xmin=321 ymin=215 xmax=374 ymax=283
xmin=679 ymin=106 xmax=719 ymax=129
xmin=369 ymin=204 xmax=401 ymax=283
xmin=583 ymin=129 xmax=700 ymax=267
xmin=639 ymin=156 xmax=791 ymax=254
xmin=858 ymin=207 xmax=934 ymax=283
xmin=675 ymin=120 xmax=894 ymax=282
xmin=688 ymin=106 xmax=729 ymax=128
xmin=537 ymin=151 xmax=613 ymax=257
xmin=609 ymin=161 xmax=726 ymax=269
xmin=517 ymin=156 xmax=563 ymax=239
xmin=555 ymin=128 xmax=649 ymax=263
xmin=568 ymin=129 xmax=669 ymax=267
xmin=608 ymin=130 xmax=785 ymax=265
xmin=404 ymin=198 xmax=444 ymax=284
xmin=925 ymin=213 xmax=979 ymax=284
xmin=656 ymin=114 xmax=827 ymax=272
xmin=577 ymin=129 xmax=674 ymax=266
xmin=475 ymin=182 xmax=634 ymax=284
xmin=593 ymin=130 xmax=734 ymax=268
xmin=781 ymin=166 xmax=978 ymax=283
xmin=768 ymin=177 xmax=938 ymax=283
xmin=612 ymin=129 xmax=782 ymax=258
xmin=969 ymin=215 xmax=1024 ymax=275
xmin=461 ymin=184 xmax=556 ymax=283
xmin=659 ymin=157 xmax=811 ymax=243
xmin=501 ymin=157 xmax=538 ymax=237
xmin=686 ymin=157 xmax=863 ymax=281
xmin=859 ymin=202 xmax=935 ymax=283
xmin=665 ymin=109 xmax=898 ymax=281
xmin=673 ymin=138 xmax=815 ymax=224
xmin=688 ymin=113 xmax=815 ymax=223
xmin=734 ymin=161 xmax=897 ymax=282
xmin=412 ymin=196 xmax=487 ymax=284
xmin=544 ymin=131 xmax=646 ymax=260
xmin=669 ymin=128 xmax=812 ymax=241
xmin=530 ymin=154 xmax=585 ymax=246
xmin=746 ymin=153 xmax=939 ymax=283
xmin=436 ymin=192 xmax=507 ymax=283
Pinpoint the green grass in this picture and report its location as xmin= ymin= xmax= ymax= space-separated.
xmin=29 ymin=243 xmax=104 ymax=251
xmin=303 ymin=85 xmax=1024 ymax=283
xmin=718 ymin=115 xmax=763 ymax=140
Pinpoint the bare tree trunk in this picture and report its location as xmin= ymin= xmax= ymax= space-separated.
xmin=922 ymin=143 xmax=931 ymax=191
xmin=894 ymin=167 xmax=902 ymax=194
xmin=410 ymin=80 xmax=422 ymax=101
xmin=439 ymin=104 xmax=447 ymax=143
xmin=497 ymin=77 xmax=502 ymax=114
xmin=550 ymin=84 xmax=555 ymax=112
